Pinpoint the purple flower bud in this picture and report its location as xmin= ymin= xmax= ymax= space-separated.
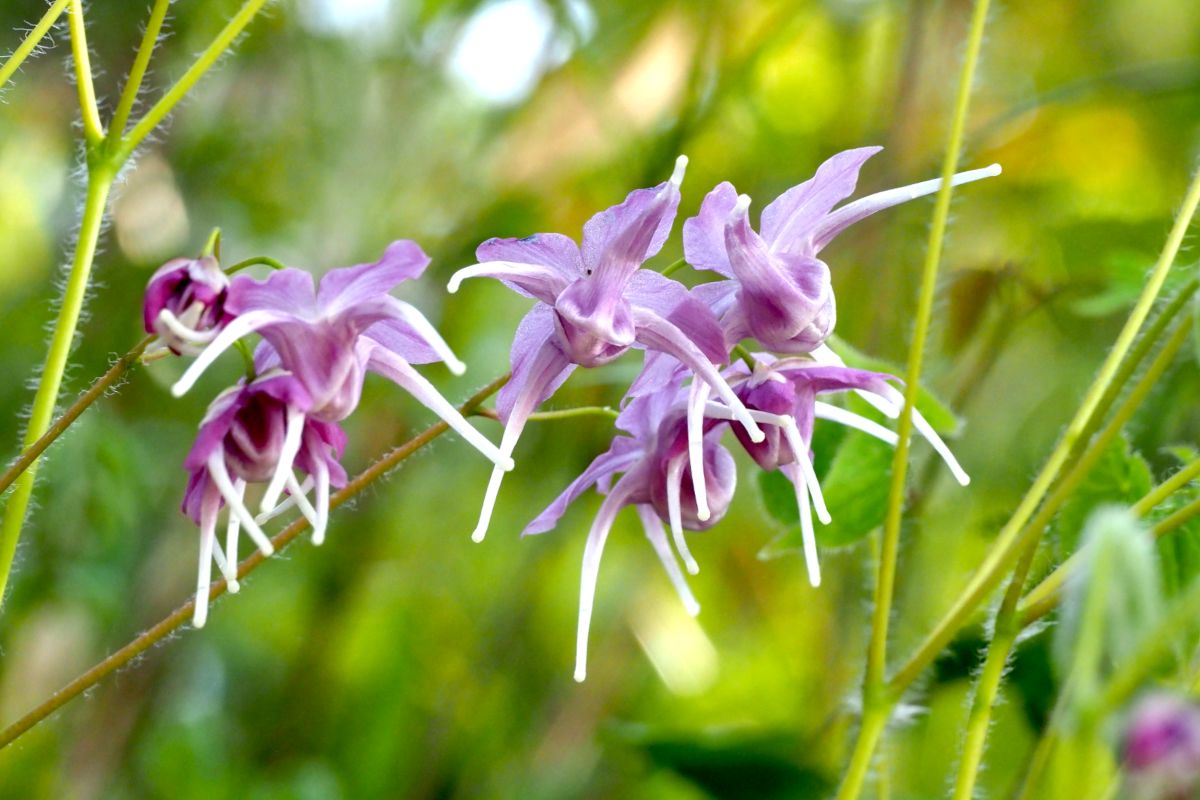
xmin=143 ymin=256 xmax=232 ymax=355
xmin=1124 ymin=693 xmax=1200 ymax=799
xmin=649 ymin=422 xmax=736 ymax=531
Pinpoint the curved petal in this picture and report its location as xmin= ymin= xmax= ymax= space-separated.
xmin=523 ymin=445 xmax=644 ymax=535
xmin=581 ymin=156 xmax=686 ymax=286
xmin=476 ymin=232 xmax=582 ymax=282
xmin=448 ymin=260 xmax=573 ymax=305
xmin=496 ymin=304 xmax=576 ymax=421
xmin=626 ymin=270 xmax=727 ymax=364
xmin=761 ymin=146 xmax=882 ymax=252
xmin=316 ymin=239 xmax=431 ymax=315
xmin=682 ymin=181 xmax=738 ymax=276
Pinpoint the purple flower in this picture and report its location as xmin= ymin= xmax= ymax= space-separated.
xmin=1124 ymin=693 xmax=1200 ymax=799
xmin=683 ymin=147 xmax=1001 ymax=353
xmin=143 ymin=256 xmax=233 ymax=355
xmin=524 ymin=371 xmax=737 ymax=682
xmin=169 ymin=241 xmax=512 ymax=508
xmin=181 ymin=370 xmax=348 ymax=627
xmin=447 ymin=157 xmax=765 ymax=543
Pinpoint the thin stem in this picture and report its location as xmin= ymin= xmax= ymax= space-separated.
xmin=0 ymin=0 xmax=71 ymax=91
xmin=67 ymin=0 xmax=103 ymax=145
xmin=890 ymin=163 xmax=1200 ymax=695
xmin=225 ymin=255 xmax=288 ymax=274
xmin=660 ymin=258 xmax=688 ymax=278
xmin=0 ymin=170 xmax=113 ymax=609
xmin=731 ymin=343 xmax=757 ymax=371
xmin=952 ymin=624 xmax=1017 ymax=800
xmin=475 ymin=405 xmax=619 ymax=423
xmin=202 ymin=228 xmax=221 ymax=258
xmin=118 ymin=0 xmax=271 ymax=161
xmin=1150 ymin=493 xmax=1200 ymax=541
xmin=866 ymin=0 xmax=992 ymax=695
xmin=107 ymin=0 xmax=171 ymax=140
xmin=0 ymin=373 xmax=509 ymax=750
xmin=0 ymin=336 xmax=154 ymax=497
xmin=836 ymin=706 xmax=890 ymax=800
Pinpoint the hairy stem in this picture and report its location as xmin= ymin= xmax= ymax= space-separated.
xmin=0 ymin=0 xmax=71 ymax=91
xmin=836 ymin=705 xmax=890 ymax=800
xmin=0 ymin=170 xmax=113 ymax=608
xmin=0 ymin=373 xmax=509 ymax=750
xmin=67 ymin=0 xmax=103 ymax=144
xmin=890 ymin=163 xmax=1200 ymax=695
xmin=117 ymin=0 xmax=271 ymax=161
xmin=0 ymin=336 xmax=154 ymax=497
xmin=865 ymin=0 xmax=992 ymax=695
xmin=108 ymin=0 xmax=172 ymax=140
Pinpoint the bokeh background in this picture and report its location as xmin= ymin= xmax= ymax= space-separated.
xmin=1 ymin=0 xmax=1200 ymax=797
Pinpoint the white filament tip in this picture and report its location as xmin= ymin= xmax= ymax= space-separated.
xmin=816 ymin=507 xmax=832 ymax=526
xmin=748 ymin=427 xmax=766 ymax=443
xmin=193 ymin=606 xmax=207 ymax=628
xmin=471 ymin=527 xmax=487 ymax=543
xmin=171 ymin=381 xmax=188 ymax=398
xmin=684 ymin=560 xmax=700 ymax=577
xmin=696 ymin=507 xmax=710 ymax=522
xmin=227 ymin=579 xmax=241 ymax=594
xmin=446 ymin=357 xmax=467 ymax=376
xmin=670 ymin=155 xmax=688 ymax=186
xmin=985 ymin=163 xmax=1002 ymax=177
xmin=733 ymin=193 xmax=752 ymax=217
xmin=260 ymin=541 xmax=275 ymax=556
xmin=573 ymin=666 xmax=587 ymax=683
xmin=446 ymin=276 xmax=462 ymax=294
xmin=684 ymin=599 xmax=701 ymax=617
xmin=807 ymin=567 xmax=822 ymax=588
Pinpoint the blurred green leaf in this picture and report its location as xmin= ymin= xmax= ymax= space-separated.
xmin=1150 ymin=451 xmax=1200 ymax=598
xmin=1053 ymin=433 xmax=1152 ymax=556
xmin=757 ymin=469 xmax=799 ymax=526
xmin=825 ymin=335 xmax=959 ymax=433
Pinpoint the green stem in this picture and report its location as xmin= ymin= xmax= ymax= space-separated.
xmin=476 ymin=405 xmax=619 ymax=423
xmin=107 ymin=0 xmax=171 ymax=140
xmin=225 ymin=255 xmax=288 ymax=274
xmin=67 ymin=0 xmax=103 ymax=145
xmin=890 ymin=163 xmax=1200 ymax=694
xmin=0 ymin=169 xmax=113 ymax=608
xmin=731 ymin=343 xmax=757 ymax=371
xmin=660 ymin=258 xmax=688 ymax=278
xmin=866 ymin=0 xmax=992 ymax=695
xmin=0 ymin=373 xmax=509 ymax=750
xmin=202 ymin=228 xmax=222 ymax=259
xmin=952 ymin=624 xmax=1017 ymax=800
xmin=0 ymin=336 xmax=153 ymax=497
xmin=0 ymin=0 xmax=71 ymax=91
xmin=117 ymin=0 xmax=271 ymax=161
xmin=836 ymin=706 xmax=890 ymax=800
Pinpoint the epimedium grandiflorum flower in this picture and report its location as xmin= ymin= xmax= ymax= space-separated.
xmin=523 ymin=369 xmax=736 ymax=682
xmin=682 ymin=146 xmax=1001 ymax=354
xmin=143 ymin=255 xmax=233 ymax=355
xmin=182 ymin=369 xmax=348 ymax=627
xmin=169 ymin=240 xmax=513 ymax=516
xmin=447 ymin=156 xmax=764 ymax=544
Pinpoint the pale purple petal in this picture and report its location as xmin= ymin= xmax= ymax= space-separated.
xmin=523 ymin=445 xmax=644 ymax=535
xmin=497 ymin=304 xmax=577 ymax=422
xmin=477 ymin=233 xmax=583 ymax=280
xmin=760 ymin=146 xmax=881 ymax=252
xmin=316 ymin=240 xmax=430 ymax=315
xmin=626 ymin=270 xmax=728 ymax=364
xmin=682 ymin=181 xmax=738 ymax=276
xmin=448 ymin=261 xmax=573 ymax=305
xmin=227 ymin=268 xmax=319 ymax=318
xmin=362 ymin=318 xmax=439 ymax=364
xmin=580 ymin=171 xmax=682 ymax=286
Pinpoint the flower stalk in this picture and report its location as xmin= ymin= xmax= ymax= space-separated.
xmin=0 ymin=0 xmax=71 ymax=91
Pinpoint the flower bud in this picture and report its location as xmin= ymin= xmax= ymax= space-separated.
xmin=1123 ymin=693 xmax=1200 ymax=799
xmin=143 ymin=256 xmax=231 ymax=355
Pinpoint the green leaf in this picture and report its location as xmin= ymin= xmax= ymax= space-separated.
xmin=757 ymin=469 xmax=799 ymax=526
xmin=1149 ymin=455 xmax=1200 ymax=598
xmin=825 ymin=335 xmax=959 ymax=433
xmin=1054 ymin=434 xmax=1152 ymax=557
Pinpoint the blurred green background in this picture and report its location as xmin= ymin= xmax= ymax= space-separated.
xmin=1 ymin=0 xmax=1199 ymax=797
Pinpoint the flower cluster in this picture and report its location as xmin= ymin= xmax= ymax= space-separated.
xmin=450 ymin=148 xmax=999 ymax=680
xmin=146 ymin=242 xmax=511 ymax=627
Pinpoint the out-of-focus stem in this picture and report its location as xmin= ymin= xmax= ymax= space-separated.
xmin=0 ymin=373 xmax=509 ymax=750
xmin=0 ymin=0 xmax=71 ymax=91
xmin=108 ymin=0 xmax=171 ymax=139
xmin=67 ymin=0 xmax=103 ymax=144
xmin=0 ymin=336 xmax=154 ymax=497
xmin=891 ymin=163 xmax=1200 ymax=695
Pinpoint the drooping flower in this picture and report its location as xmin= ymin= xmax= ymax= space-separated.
xmin=182 ymin=369 xmax=348 ymax=627
xmin=169 ymin=240 xmax=512 ymax=514
xmin=524 ymin=370 xmax=736 ymax=682
xmin=682 ymin=147 xmax=1001 ymax=354
xmin=447 ymin=157 xmax=765 ymax=543
xmin=143 ymin=255 xmax=233 ymax=355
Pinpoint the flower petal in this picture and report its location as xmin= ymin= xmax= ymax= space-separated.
xmin=316 ymin=240 xmax=431 ymax=316
xmin=227 ymin=268 xmax=318 ymax=318
xmin=682 ymin=181 xmax=739 ymax=276
xmin=581 ymin=157 xmax=686 ymax=286
xmin=523 ymin=444 xmax=643 ymax=535
xmin=760 ymin=146 xmax=881 ymax=252
xmin=626 ymin=270 xmax=728 ymax=364
xmin=476 ymin=232 xmax=582 ymax=281
xmin=448 ymin=260 xmax=574 ymax=305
